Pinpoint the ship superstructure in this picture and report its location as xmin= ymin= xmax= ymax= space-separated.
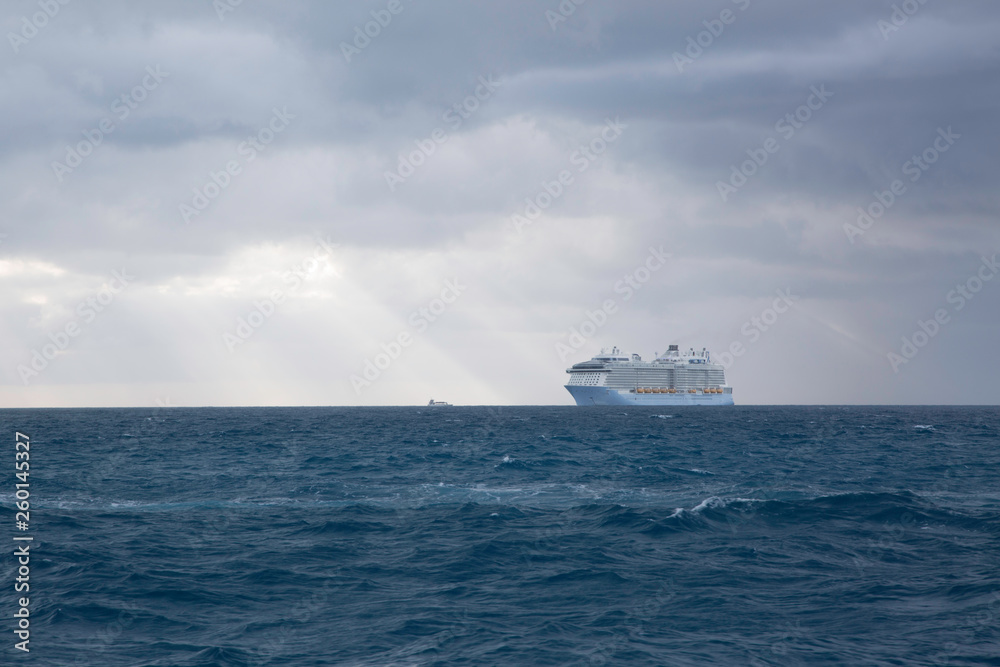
xmin=565 ymin=345 xmax=734 ymax=405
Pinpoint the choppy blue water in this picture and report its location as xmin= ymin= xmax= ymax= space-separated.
xmin=2 ymin=406 xmax=999 ymax=666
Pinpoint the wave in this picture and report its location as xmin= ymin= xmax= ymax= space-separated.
xmin=6 ymin=486 xmax=998 ymax=517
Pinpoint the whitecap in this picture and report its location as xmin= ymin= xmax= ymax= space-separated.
xmin=690 ymin=496 xmax=725 ymax=513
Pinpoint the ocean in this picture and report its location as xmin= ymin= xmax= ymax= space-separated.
xmin=2 ymin=406 xmax=999 ymax=666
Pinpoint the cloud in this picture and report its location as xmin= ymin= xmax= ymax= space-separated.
xmin=1 ymin=0 xmax=998 ymax=405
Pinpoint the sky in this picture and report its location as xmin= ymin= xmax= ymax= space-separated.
xmin=1 ymin=0 xmax=998 ymax=407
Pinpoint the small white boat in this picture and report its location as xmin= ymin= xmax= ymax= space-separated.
xmin=427 ymin=399 xmax=452 ymax=406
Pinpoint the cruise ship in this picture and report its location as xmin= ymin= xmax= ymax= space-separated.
xmin=565 ymin=345 xmax=734 ymax=406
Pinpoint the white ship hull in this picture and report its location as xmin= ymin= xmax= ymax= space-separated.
xmin=566 ymin=385 xmax=735 ymax=406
